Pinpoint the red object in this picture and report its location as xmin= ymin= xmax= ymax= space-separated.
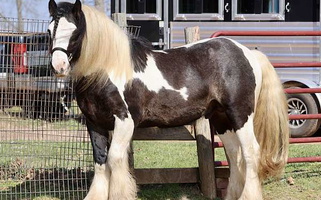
xmin=11 ymin=43 xmax=28 ymax=73
xmin=288 ymin=157 xmax=321 ymax=163
xmin=284 ymin=88 xmax=321 ymax=94
xmin=210 ymin=31 xmax=321 ymax=38
xmin=273 ymin=62 xmax=321 ymax=68
xmin=214 ymin=157 xmax=321 ymax=166
xmin=288 ymin=114 xmax=321 ymax=120
xmin=290 ymin=137 xmax=321 ymax=143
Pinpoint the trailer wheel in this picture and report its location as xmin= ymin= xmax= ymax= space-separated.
xmin=287 ymin=87 xmax=320 ymax=137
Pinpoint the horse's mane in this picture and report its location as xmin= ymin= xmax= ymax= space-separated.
xmin=130 ymin=37 xmax=153 ymax=72
xmin=72 ymin=5 xmax=133 ymax=87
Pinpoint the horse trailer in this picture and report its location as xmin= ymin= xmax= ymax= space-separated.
xmin=111 ymin=0 xmax=321 ymax=137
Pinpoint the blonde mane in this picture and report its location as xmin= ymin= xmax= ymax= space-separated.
xmin=72 ymin=5 xmax=133 ymax=86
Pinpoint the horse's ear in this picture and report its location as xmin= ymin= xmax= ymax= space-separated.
xmin=48 ymin=0 xmax=57 ymax=16
xmin=72 ymin=0 xmax=82 ymax=18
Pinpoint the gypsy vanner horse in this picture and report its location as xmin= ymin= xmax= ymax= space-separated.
xmin=48 ymin=0 xmax=289 ymax=199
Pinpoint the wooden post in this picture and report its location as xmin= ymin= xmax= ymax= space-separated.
xmin=194 ymin=118 xmax=217 ymax=199
xmin=184 ymin=26 xmax=200 ymax=44
xmin=184 ymin=26 xmax=217 ymax=199
xmin=112 ymin=13 xmax=127 ymax=27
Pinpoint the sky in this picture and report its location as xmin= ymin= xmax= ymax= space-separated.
xmin=0 ymin=0 xmax=111 ymax=20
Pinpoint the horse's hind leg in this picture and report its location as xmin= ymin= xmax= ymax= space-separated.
xmin=209 ymin=98 xmax=261 ymax=199
xmin=217 ymin=130 xmax=244 ymax=200
xmin=210 ymin=111 xmax=245 ymax=200
xmin=236 ymin=114 xmax=262 ymax=200
xmin=214 ymin=113 xmax=261 ymax=200
xmin=108 ymin=114 xmax=136 ymax=199
xmin=85 ymin=123 xmax=110 ymax=200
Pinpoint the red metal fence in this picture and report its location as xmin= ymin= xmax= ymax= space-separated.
xmin=211 ymin=31 xmax=321 ymax=165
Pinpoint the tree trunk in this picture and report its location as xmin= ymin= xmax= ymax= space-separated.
xmin=16 ymin=0 xmax=23 ymax=32
xmin=94 ymin=0 xmax=105 ymax=13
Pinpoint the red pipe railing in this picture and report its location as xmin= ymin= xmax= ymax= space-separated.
xmin=274 ymin=62 xmax=321 ymax=68
xmin=284 ymin=88 xmax=321 ymax=94
xmin=211 ymin=31 xmax=321 ymax=166
xmin=210 ymin=30 xmax=321 ymax=38
xmin=214 ymin=136 xmax=321 ymax=148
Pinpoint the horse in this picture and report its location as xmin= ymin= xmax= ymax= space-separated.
xmin=47 ymin=0 xmax=289 ymax=199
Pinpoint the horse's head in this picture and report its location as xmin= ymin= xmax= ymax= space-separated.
xmin=48 ymin=0 xmax=85 ymax=77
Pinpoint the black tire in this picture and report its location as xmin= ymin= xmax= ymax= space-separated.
xmin=287 ymin=87 xmax=321 ymax=137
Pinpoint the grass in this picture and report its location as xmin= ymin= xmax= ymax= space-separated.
xmin=0 ymin=141 xmax=321 ymax=200
xmin=263 ymin=144 xmax=321 ymax=200
xmin=0 ymin=141 xmax=92 ymax=168
xmin=0 ymin=135 xmax=320 ymax=199
xmin=135 ymin=141 xmax=321 ymax=200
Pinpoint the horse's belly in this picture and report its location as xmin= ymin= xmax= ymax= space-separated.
xmin=139 ymin=103 xmax=206 ymax=127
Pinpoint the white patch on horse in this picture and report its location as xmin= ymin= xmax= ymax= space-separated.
xmin=219 ymin=113 xmax=261 ymax=200
xmin=108 ymin=114 xmax=136 ymax=199
xmin=236 ymin=113 xmax=262 ymax=200
xmin=133 ymin=56 xmax=189 ymax=100
xmin=84 ymin=163 xmax=110 ymax=200
xmin=49 ymin=17 xmax=76 ymax=75
xmin=218 ymin=130 xmax=244 ymax=200
xmin=109 ymin=70 xmax=127 ymax=101
xmin=153 ymin=50 xmax=168 ymax=54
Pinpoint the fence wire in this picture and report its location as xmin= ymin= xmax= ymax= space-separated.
xmin=0 ymin=18 xmax=93 ymax=200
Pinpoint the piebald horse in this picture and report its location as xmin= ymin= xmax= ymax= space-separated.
xmin=48 ymin=0 xmax=289 ymax=199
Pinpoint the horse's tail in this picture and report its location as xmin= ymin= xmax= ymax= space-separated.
xmin=252 ymin=50 xmax=289 ymax=180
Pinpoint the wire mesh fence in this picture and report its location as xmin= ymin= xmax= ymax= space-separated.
xmin=0 ymin=18 xmax=93 ymax=200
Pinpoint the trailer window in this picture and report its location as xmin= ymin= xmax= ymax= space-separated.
xmin=174 ymin=0 xmax=224 ymax=20
xmin=233 ymin=0 xmax=285 ymax=20
xmin=122 ymin=0 xmax=162 ymax=20
xmin=126 ymin=0 xmax=157 ymax=14
xmin=179 ymin=0 xmax=219 ymax=14
xmin=238 ymin=0 xmax=279 ymax=14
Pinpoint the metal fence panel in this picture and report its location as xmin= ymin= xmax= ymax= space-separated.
xmin=0 ymin=18 xmax=92 ymax=200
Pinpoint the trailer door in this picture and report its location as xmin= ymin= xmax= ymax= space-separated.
xmin=285 ymin=0 xmax=320 ymax=21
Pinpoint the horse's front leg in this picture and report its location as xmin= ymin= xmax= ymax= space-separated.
xmin=85 ymin=123 xmax=111 ymax=200
xmin=108 ymin=114 xmax=136 ymax=200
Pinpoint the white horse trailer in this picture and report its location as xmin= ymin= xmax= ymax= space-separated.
xmin=112 ymin=0 xmax=321 ymax=137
